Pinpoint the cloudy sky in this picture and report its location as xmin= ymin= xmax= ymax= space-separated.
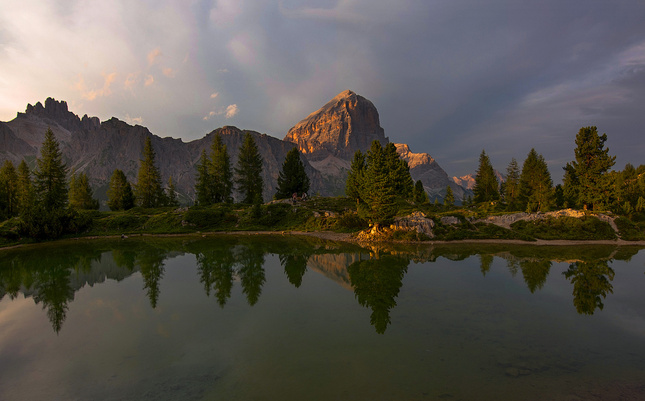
xmin=1 ymin=0 xmax=644 ymax=179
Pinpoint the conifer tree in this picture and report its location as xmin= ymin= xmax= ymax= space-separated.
xmin=565 ymin=126 xmax=616 ymax=210
xmin=473 ymin=150 xmax=499 ymax=203
xmin=359 ymin=141 xmax=399 ymax=225
xmin=34 ymin=128 xmax=68 ymax=209
xmin=503 ymin=158 xmax=521 ymax=211
xmin=195 ymin=150 xmax=212 ymax=206
xmin=519 ymin=148 xmax=554 ymax=212
xmin=17 ymin=160 xmax=34 ymax=215
xmin=384 ymin=143 xmax=414 ymax=199
xmin=68 ymin=172 xmax=99 ymax=210
xmin=166 ymin=176 xmax=179 ymax=207
xmin=346 ymin=150 xmax=366 ymax=203
xmin=275 ymin=147 xmax=310 ymax=199
xmin=107 ymin=169 xmax=135 ymax=211
xmin=235 ymin=132 xmax=264 ymax=204
xmin=210 ymin=134 xmax=233 ymax=203
xmin=414 ymin=180 xmax=428 ymax=204
xmin=444 ymin=185 xmax=454 ymax=206
xmin=0 ymin=160 xmax=19 ymax=218
xmin=135 ymin=136 xmax=164 ymax=208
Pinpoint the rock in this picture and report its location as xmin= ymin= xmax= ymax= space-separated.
xmin=440 ymin=216 xmax=460 ymax=226
xmin=284 ymin=90 xmax=388 ymax=162
xmin=390 ymin=211 xmax=435 ymax=238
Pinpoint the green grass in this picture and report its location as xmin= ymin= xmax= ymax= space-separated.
xmin=510 ymin=216 xmax=616 ymax=240
xmin=615 ymin=217 xmax=645 ymax=241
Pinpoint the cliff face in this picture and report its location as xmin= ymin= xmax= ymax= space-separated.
xmin=0 ymin=99 xmax=322 ymax=203
xmin=0 ymin=92 xmax=469 ymax=205
xmin=284 ymin=90 xmax=387 ymax=162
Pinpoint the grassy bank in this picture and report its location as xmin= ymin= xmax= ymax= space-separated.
xmin=1 ymin=197 xmax=643 ymax=248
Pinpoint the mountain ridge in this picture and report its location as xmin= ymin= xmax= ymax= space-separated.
xmin=0 ymin=92 xmax=469 ymax=205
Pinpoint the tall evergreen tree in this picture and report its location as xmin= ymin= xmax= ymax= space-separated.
xmin=0 ymin=160 xmax=19 ymax=218
xmin=473 ymin=150 xmax=499 ymax=203
xmin=195 ymin=149 xmax=212 ymax=206
xmin=346 ymin=150 xmax=366 ymax=203
xmin=135 ymin=136 xmax=165 ymax=208
xmin=359 ymin=141 xmax=400 ymax=225
xmin=107 ymin=169 xmax=135 ymax=211
xmin=503 ymin=158 xmax=521 ymax=211
xmin=16 ymin=160 xmax=34 ymax=215
xmin=275 ymin=147 xmax=310 ymax=199
xmin=34 ymin=128 xmax=68 ymax=209
xmin=166 ymin=176 xmax=179 ymax=207
xmin=384 ymin=143 xmax=414 ymax=199
xmin=565 ymin=126 xmax=616 ymax=210
xmin=519 ymin=148 xmax=554 ymax=212
xmin=413 ymin=180 xmax=428 ymax=204
xmin=68 ymin=172 xmax=99 ymax=210
xmin=235 ymin=132 xmax=264 ymax=204
xmin=209 ymin=134 xmax=233 ymax=203
xmin=444 ymin=185 xmax=454 ymax=206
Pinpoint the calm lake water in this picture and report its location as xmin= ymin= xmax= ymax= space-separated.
xmin=1 ymin=235 xmax=644 ymax=401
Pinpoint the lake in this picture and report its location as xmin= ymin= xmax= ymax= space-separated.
xmin=1 ymin=235 xmax=644 ymax=400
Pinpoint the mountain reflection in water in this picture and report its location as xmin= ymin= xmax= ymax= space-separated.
xmin=0 ymin=236 xmax=642 ymax=334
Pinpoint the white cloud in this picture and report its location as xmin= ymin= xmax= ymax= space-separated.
xmin=162 ymin=67 xmax=176 ymax=78
xmin=125 ymin=114 xmax=144 ymax=125
xmin=75 ymin=72 xmax=117 ymax=101
xmin=210 ymin=92 xmax=219 ymax=99
xmin=225 ymin=104 xmax=238 ymax=118
xmin=144 ymin=75 xmax=155 ymax=86
xmin=209 ymin=0 xmax=242 ymax=26
xmin=147 ymin=48 xmax=162 ymax=66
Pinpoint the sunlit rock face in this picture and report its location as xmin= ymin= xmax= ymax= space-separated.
xmin=284 ymin=90 xmax=388 ymax=162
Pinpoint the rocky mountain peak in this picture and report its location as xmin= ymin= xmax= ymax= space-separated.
xmin=23 ymin=97 xmax=99 ymax=132
xmin=284 ymin=90 xmax=387 ymax=162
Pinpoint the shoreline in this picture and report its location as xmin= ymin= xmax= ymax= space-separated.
xmin=3 ymin=230 xmax=645 ymax=251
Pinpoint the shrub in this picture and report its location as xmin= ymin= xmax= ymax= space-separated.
xmin=511 ymin=216 xmax=616 ymax=240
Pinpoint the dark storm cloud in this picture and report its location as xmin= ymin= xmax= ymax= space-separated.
xmin=1 ymin=0 xmax=644 ymax=180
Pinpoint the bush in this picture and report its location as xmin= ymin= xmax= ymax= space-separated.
xmin=184 ymin=205 xmax=233 ymax=229
xmin=511 ymin=216 xmax=616 ymax=240
xmin=332 ymin=211 xmax=368 ymax=232
xmin=615 ymin=216 xmax=645 ymax=241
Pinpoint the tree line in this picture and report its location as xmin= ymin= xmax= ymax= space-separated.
xmin=469 ymin=126 xmax=645 ymax=215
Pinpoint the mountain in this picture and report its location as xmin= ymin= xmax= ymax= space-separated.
xmin=285 ymin=90 xmax=467 ymax=199
xmin=0 ymin=91 xmax=467 ymax=205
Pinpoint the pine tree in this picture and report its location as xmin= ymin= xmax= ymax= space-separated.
xmin=444 ymin=185 xmax=454 ymax=206
xmin=34 ymin=128 xmax=68 ymax=209
xmin=0 ymin=160 xmax=19 ymax=218
xmin=195 ymin=149 xmax=212 ymax=206
xmin=566 ymin=126 xmax=616 ymax=210
xmin=473 ymin=150 xmax=499 ymax=203
xmin=235 ymin=132 xmax=264 ymax=204
xmin=107 ymin=169 xmax=135 ymax=211
xmin=384 ymin=143 xmax=414 ymax=199
xmin=503 ymin=158 xmax=521 ymax=211
xmin=16 ymin=160 xmax=34 ymax=215
xmin=68 ymin=172 xmax=99 ymax=210
xmin=135 ymin=136 xmax=164 ymax=208
xmin=209 ymin=134 xmax=233 ymax=203
xmin=360 ymin=141 xmax=399 ymax=225
xmin=275 ymin=147 xmax=310 ymax=199
xmin=414 ymin=180 xmax=428 ymax=204
xmin=346 ymin=150 xmax=366 ymax=203
xmin=519 ymin=148 xmax=554 ymax=212
xmin=166 ymin=176 xmax=179 ymax=207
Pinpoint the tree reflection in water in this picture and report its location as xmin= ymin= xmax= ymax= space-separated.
xmin=563 ymin=260 xmax=615 ymax=315
xmin=0 ymin=238 xmax=641 ymax=333
xmin=347 ymin=255 xmax=409 ymax=334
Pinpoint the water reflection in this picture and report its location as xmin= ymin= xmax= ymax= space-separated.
xmin=347 ymin=254 xmax=408 ymax=334
xmin=0 ymin=237 xmax=642 ymax=333
xmin=564 ymin=260 xmax=615 ymax=315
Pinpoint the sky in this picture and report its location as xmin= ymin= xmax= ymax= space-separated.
xmin=1 ymin=0 xmax=644 ymax=179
